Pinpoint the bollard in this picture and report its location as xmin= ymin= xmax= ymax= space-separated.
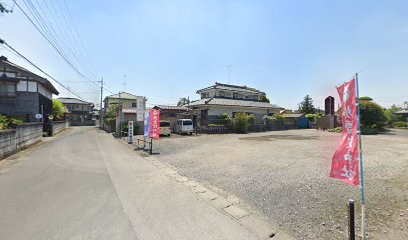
xmin=149 ymin=138 xmax=153 ymax=155
xmin=349 ymin=199 xmax=355 ymax=240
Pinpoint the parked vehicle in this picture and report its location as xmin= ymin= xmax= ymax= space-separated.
xmin=160 ymin=121 xmax=171 ymax=136
xmin=174 ymin=119 xmax=194 ymax=135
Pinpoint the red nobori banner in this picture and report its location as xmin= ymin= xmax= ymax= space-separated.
xmin=330 ymin=78 xmax=359 ymax=186
xmin=149 ymin=110 xmax=160 ymax=139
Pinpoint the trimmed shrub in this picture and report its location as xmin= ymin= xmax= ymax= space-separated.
xmin=233 ymin=112 xmax=251 ymax=134
xmin=393 ymin=121 xmax=408 ymax=129
xmin=328 ymin=127 xmax=342 ymax=133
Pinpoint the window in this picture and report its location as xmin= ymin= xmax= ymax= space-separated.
xmin=17 ymin=80 xmax=28 ymax=91
xmin=27 ymin=81 xmax=37 ymax=92
xmin=160 ymin=121 xmax=170 ymax=127
xmin=182 ymin=120 xmax=193 ymax=125
xmin=201 ymin=92 xmax=209 ymax=99
xmin=0 ymin=82 xmax=16 ymax=96
xmin=219 ymin=91 xmax=225 ymax=97
xmin=132 ymin=102 xmax=137 ymax=107
xmin=81 ymin=106 xmax=84 ymax=110
xmin=233 ymin=93 xmax=238 ymax=99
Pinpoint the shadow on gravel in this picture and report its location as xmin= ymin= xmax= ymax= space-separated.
xmin=239 ymin=134 xmax=318 ymax=141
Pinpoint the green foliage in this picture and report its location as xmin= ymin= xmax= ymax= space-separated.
xmin=358 ymin=96 xmax=373 ymax=101
xmin=305 ymin=113 xmax=321 ymax=122
xmin=0 ymin=115 xmax=22 ymax=130
xmin=233 ymin=112 xmax=251 ymax=134
xmin=177 ymin=97 xmax=190 ymax=106
xmin=121 ymin=122 xmax=140 ymax=135
xmin=217 ymin=113 xmax=232 ymax=126
xmin=242 ymin=85 xmax=260 ymax=92
xmin=328 ymin=127 xmax=342 ymax=133
xmin=359 ymin=101 xmax=386 ymax=129
xmin=248 ymin=114 xmax=256 ymax=125
xmin=52 ymin=100 xmax=65 ymax=121
xmin=298 ymin=95 xmax=316 ymax=114
xmin=393 ymin=121 xmax=408 ymax=129
xmin=0 ymin=3 xmax=12 ymax=13
xmin=384 ymin=104 xmax=403 ymax=123
xmin=360 ymin=125 xmax=379 ymax=135
xmin=260 ymin=95 xmax=270 ymax=103
xmin=103 ymin=104 xmax=117 ymax=125
xmin=264 ymin=114 xmax=284 ymax=125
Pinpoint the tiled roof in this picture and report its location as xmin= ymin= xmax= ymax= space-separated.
xmin=0 ymin=56 xmax=59 ymax=94
xmin=57 ymin=97 xmax=93 ymax=105
xmin=188 ymin=97 xmax=283 ymax=109
xmin=106 ymin=92 xmax=142 ymax=100
xmin=153 ymin=105 xmax=188 ymax=111
xmin=196 ymin=82 xmax=266 ymax=95
xmin=395 ymin=109 xmax=408 ymax=114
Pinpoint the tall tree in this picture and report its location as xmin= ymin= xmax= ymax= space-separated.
xmin=177 ymin=97 xmax=190 ymax=106
xmin=298 ymin=95 xmax=316 ymax=114
xmin=52 ymin=100 xmax=65 ymax=121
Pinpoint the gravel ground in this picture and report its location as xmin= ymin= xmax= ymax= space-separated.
xmin=151 ymin=129 xmax=408 ymax=240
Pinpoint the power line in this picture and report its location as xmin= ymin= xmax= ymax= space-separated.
xmin=0 ymin=38 xmax=86 ymax=101
xmin=12 ymin=0 xmax=114 ymax=94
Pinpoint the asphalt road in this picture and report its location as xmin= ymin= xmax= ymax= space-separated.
xmin=0 ymin=127 xmax=269 ymax=240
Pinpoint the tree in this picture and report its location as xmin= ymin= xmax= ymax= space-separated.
xmin=298 ymin=95 xmax=316 ymax=114
xmin=233 ymin=112 xmax=251 ymax=134
xmin=384 ymin=104 xmax=403 ymax=124
xmin=260 ymin=95 xmax=270 ymax=103
xmin=359 ymin=101 xmax=387 ymax=130
xmin=358 ymin=96 xmax=373 ymax=101
xmin=103 ymin=103 xmax=117 ymax=124
xmin=52 ymin=100 xmax=65 ymax=121
xmin=177 ymin=97 xmax=190 ymax=106
xmin=0 ymin=3 xmax=12 ymax=13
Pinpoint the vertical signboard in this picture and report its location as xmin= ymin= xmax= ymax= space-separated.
xmin=137 ymin=97 xmax=145 ymax=122
xmin=144 ymin=110 xmax=150 ymax=137
xmin=128 ymin=121 xmax=133 ymax=143
xmin=149 ymin=110 xmax=160 ymax=139
xmin=330 ymin=78 xmax=359 ymax=186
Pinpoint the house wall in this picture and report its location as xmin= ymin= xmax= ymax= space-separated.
xmin=206 ymin=106 xmax=279 ymax=123
xmin=51 ymin=121 xmax=69 ymax=135
xmin=0 ymin=92 xmax=40 ymax=122
xmin=0 ymin=123 xmax=43 ymax=160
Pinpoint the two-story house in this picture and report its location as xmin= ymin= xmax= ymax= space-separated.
xmin=189 ymin=82 xmax=283 ymax=127
xmin=56 ymin=97 xmax=95 ymax=125
xmin=0 ymin=56 xmax=59 ymax=122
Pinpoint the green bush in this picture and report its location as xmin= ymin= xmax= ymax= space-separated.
xmin=52 ymin=100 xmax=65 ymax=121
xmin=233 ymin=112 xmax=251 ymax=134
xmin=0 ymin=115 xmax=24 ymax=130
xmin=361 ymin=125 xmax=379 ymax=135
xmin=393 ymin=121 xmax=408 ymax=129
xmin=359 ymin=101 xmax=386 ymax=129
xmin=305 ymin=113 xmax=321 ymax=122
xmin=121 ymin=122 xmax=140 ymax=135
xmin=217 ymin=113 xmax=232 ymax=126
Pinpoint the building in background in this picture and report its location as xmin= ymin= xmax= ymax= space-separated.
xmin=0 ymin=56 xmax=59 ymax=122
xmin=188 ymin=82 xmax=283 ymax=128
xmin=102 ymin=92 xmax=145 ymax=134
xmin=152 ymin=105 xmax=189 ymax=127
xmin=56 ymin=97 xmax=95 ymax=126
xmin=394 ymin=101 xmax=408 ymax=121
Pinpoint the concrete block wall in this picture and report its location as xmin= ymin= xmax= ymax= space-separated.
xmin=51 ymin=121 xmax=68 ymax=135
xmin=0 ymin=123 xmax=43 ymax=159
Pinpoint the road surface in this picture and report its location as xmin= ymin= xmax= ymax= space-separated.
xmin=0 ymin=127 xmax=275 ymax=240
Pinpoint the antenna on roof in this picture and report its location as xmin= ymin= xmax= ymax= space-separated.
xmin=227 ymin=64 xmax=233 ymax=84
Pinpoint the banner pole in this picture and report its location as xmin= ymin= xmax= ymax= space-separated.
xmin=355 ymin=73 xmax=366 ymax=240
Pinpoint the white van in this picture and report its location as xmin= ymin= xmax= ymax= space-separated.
xmin=174 ymin=119 xmax=194 ymax=135
xmin=160 ymin=121 xmax=171 ymax=136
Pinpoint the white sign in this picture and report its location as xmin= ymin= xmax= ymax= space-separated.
xmin=48 ymin=115 xmax=54 ymax=120
xmin=35 ymin=113 xmax=43 ymax=120
xmin=137 ymin=98 xmax=145 ymax=122
xmin=128 ymin=121 xmax=134 ymax=143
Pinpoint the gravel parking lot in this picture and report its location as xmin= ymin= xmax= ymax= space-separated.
xmin=152 ymin=129 xmax=408 ymax=240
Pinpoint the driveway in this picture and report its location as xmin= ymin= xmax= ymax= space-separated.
xmin=152 ymin=129 xmax=408 ymax=240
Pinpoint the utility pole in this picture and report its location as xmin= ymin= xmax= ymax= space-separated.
xmin=98 ymin=78 xmax=104 ymax=129
xmin=119 ymin=74 xmax=127 ymax=137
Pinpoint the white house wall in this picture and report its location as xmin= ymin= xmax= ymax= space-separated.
xmin=206 ymin=106 xmax=277 ymax=120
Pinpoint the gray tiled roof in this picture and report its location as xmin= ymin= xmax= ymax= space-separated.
xmin=106 ymin=92 xmax=142 ymax=100
xmin=395 ymin=109 xmax=408 ymax=114
xmin=57 ymin=97 xmax=93 ymax=105
xmin=0 ymin=56 xmax=59 ymax=94
xmin=153 ymin=105 xmax=188 ymax=111
xmin=189 ymin=97 xmax=283 ymax=109
xmin=196 ymin=82 xmax=266 ymax=95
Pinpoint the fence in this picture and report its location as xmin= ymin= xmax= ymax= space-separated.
xmin=0 ymin=123 xmax=43 ymax=159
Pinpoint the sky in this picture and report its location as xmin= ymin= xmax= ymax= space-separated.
xmin=1 ymin=0 xmax=407 ymax=110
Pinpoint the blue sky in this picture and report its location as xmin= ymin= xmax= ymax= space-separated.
xmin=1 ymin=0 xmax=407 ymax=109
